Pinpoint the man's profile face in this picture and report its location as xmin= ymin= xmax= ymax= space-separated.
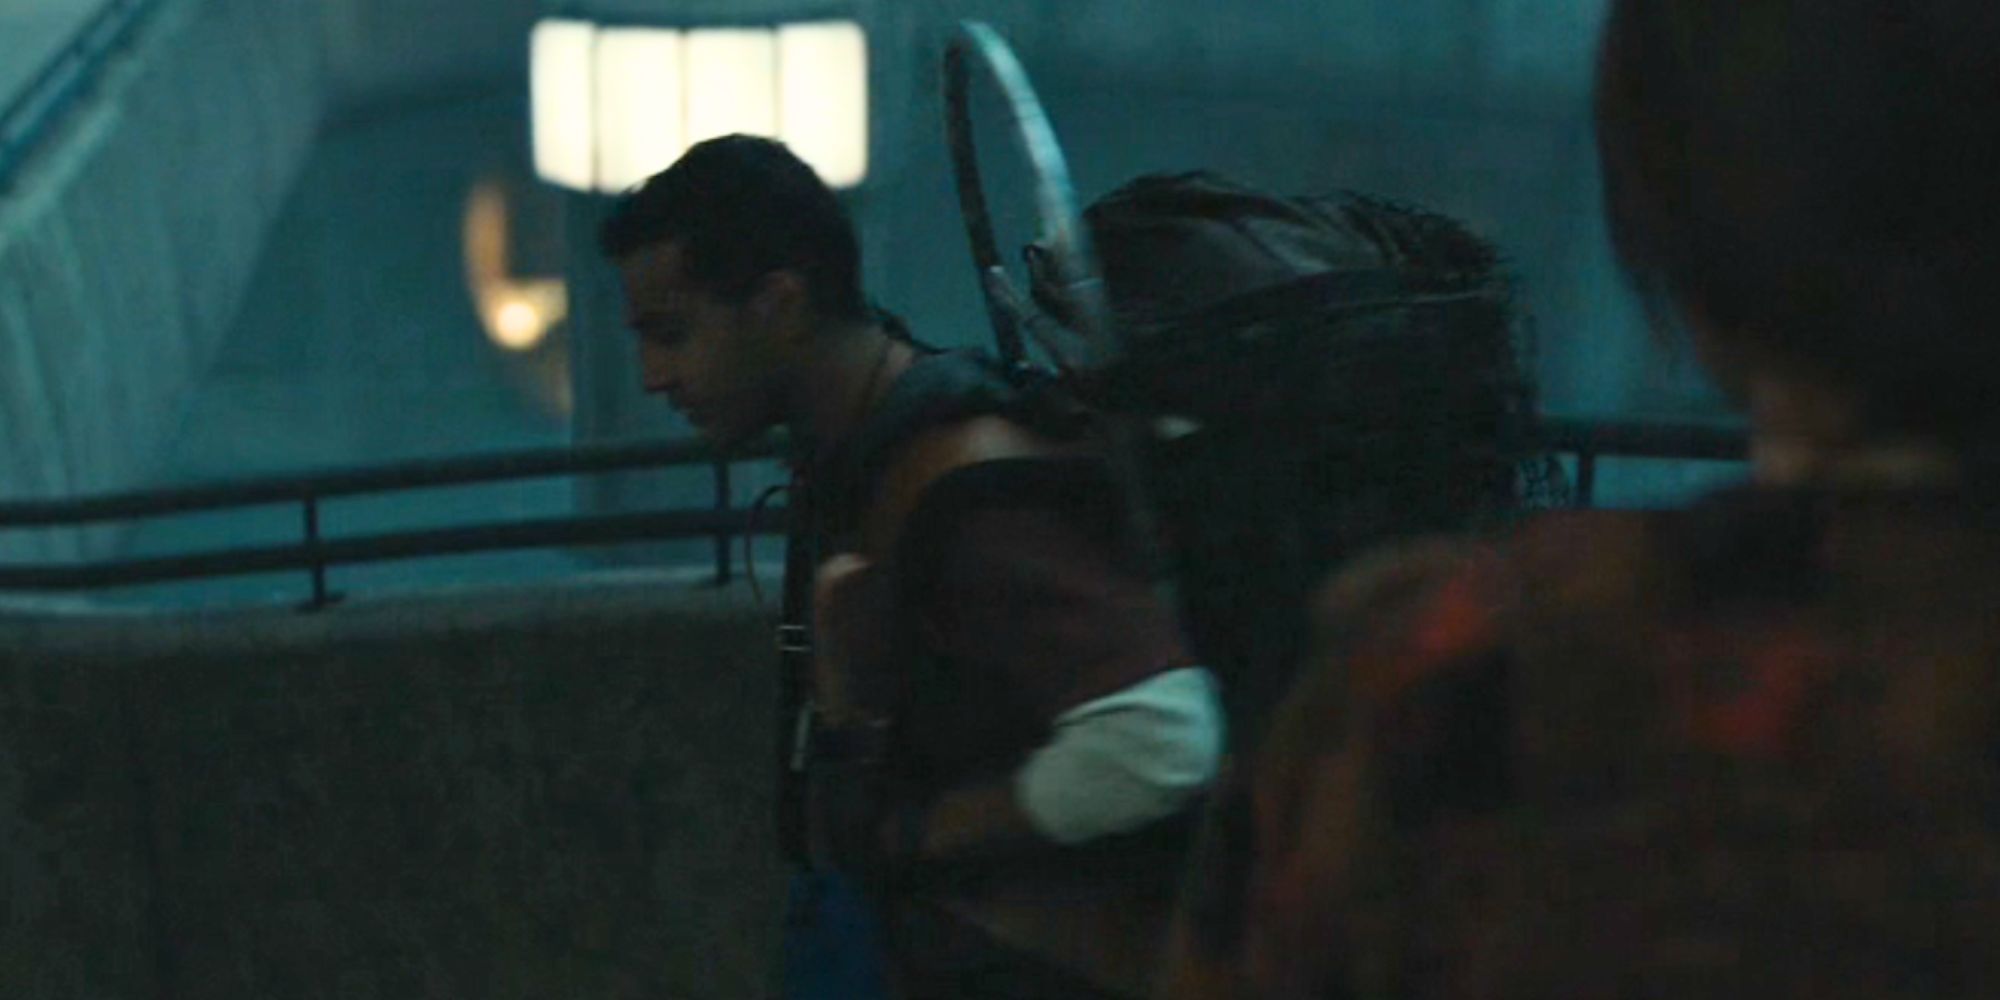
xmin=617 ymin=241 xmax=789 ymax=446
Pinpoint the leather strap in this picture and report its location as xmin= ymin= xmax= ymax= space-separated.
xmin=776 ymin=471 xmax=820 ymax=866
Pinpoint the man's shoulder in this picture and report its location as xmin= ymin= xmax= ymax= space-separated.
xmin=861 ymin=415 xmax=1087 ymax=555
xmin=892 ymin=415 xmax=1069 ymax=481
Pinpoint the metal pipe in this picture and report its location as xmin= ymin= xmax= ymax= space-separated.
xmin=0 ymin=0 xmax=162 ymax=194
xmin=0 ymin=507 xmax=789 ymax=592
xmin=303 ymin=497 xmax=334 ymax=610
xmin=0 ymin=433 xmax=787 ymax=527
xmin=713 ymin=460 xmax=733 ymax=585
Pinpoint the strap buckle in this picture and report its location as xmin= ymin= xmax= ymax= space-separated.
xmin=776 ymin=623 xmax=812 ymax=655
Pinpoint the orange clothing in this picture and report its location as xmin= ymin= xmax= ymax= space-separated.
xmin=1171 ymin=485 xmax=2000 ymax=999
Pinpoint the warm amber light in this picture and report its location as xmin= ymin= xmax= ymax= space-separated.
xmin=491 ymin=299 xmax=546 ymax=350
xmin=464 ymin=180 xmax=568 ymax=353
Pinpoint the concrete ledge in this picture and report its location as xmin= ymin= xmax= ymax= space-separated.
xmin=0 ymin=572 xmax=783 ymax=1000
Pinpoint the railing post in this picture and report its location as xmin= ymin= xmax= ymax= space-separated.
xmin=1575 ymin=448 xmax=1599 ymax=509
xmin=713 ymin=459 xmax=733 ymax=586
xmin=301 ymin=496 xmax=337 ymax=611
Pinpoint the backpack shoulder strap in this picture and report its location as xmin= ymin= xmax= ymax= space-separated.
xmin=776 ymin=472 xmax=821 ymax=866
xmin=858 ymin=414 xmax=1087 ymax=559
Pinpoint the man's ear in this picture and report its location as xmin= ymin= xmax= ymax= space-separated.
xmin=748 ymin=270 xmax=813 ymax=343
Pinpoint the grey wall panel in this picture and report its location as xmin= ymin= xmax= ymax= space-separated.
xmin=0 ymin=0 xmax=328 ymax=559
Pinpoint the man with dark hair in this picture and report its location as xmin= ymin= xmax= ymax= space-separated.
xmin=599 ymin=134 xmax=875 ymax=449
xmin=601 ymin=134 xmax=1224 ymax=999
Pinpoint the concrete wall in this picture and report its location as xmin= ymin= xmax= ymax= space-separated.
xmin=319 ymin=0 xmax=538 ymax=111
xmin=0 ymin=2 xmax=107 ymax=105
xmin=102 ymin=90 xmax=590 ymax=606
xmin=148 ymin=92 xmax=568 ymax=484
xmin=0 ymin=0 xmax=326 ymax=561
xmin=0 ymin=0 xmax=575 ymax=585
xmin=0 ymin=0 xmax=544 ymax=568
xmin=931 ymin=0 xmax=1608 ymax=112
xmin=0 ymin=576 xmax=782 ymax=999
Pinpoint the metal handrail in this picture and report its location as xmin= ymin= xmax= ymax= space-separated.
xmin=1536 ymin=414 xmax=1749 ymax=507
xmin=0 ymin=418 xmax=1747 ymax=606
xmin=0 ymin=431 xmax=793 ymax=608
xmin=0 ymin=434 xmax=786 ymax=527
xmin=0 ymin=507 xmax=787 ymax=592
xmin=1536 ymin=415 xmax=1749 ymax=462
xmin=0 ymin=0 xmax=164 ymax=195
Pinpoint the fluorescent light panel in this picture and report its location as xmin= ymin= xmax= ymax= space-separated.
xmin=530 ymin=18 xmax=869 ymax=192
xmin=779 ymin=21 xmax=869 ymax=189
xmin=593 ymin=28 xmax=686 ymax=193
xmin=529 ymin=19 xmax=596 ymax=192
xmin=685 ymin=28 xmax=779 ymax=145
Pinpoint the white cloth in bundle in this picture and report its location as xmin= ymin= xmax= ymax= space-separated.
xmin=1015 ymin=666 xmax=1225 ymax=844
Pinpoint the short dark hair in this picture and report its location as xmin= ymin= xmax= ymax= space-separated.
xmin=1595 ymin=0 xmax=2000 ymax=443
xmin=598 ymin=135 xmax=867 ymax=322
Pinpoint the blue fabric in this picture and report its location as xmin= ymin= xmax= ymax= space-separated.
xmin=782 ymin=871 xmax=892 ymax=999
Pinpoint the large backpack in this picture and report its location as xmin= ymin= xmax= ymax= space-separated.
xmin=1036 ymin=171 xmax=1563 ymax=751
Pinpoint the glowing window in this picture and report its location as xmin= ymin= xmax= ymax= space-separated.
xmin=529 ymin=19 xmax=596 ymax=192
xmin=530 ymin=18 xmax=869 ymax=192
